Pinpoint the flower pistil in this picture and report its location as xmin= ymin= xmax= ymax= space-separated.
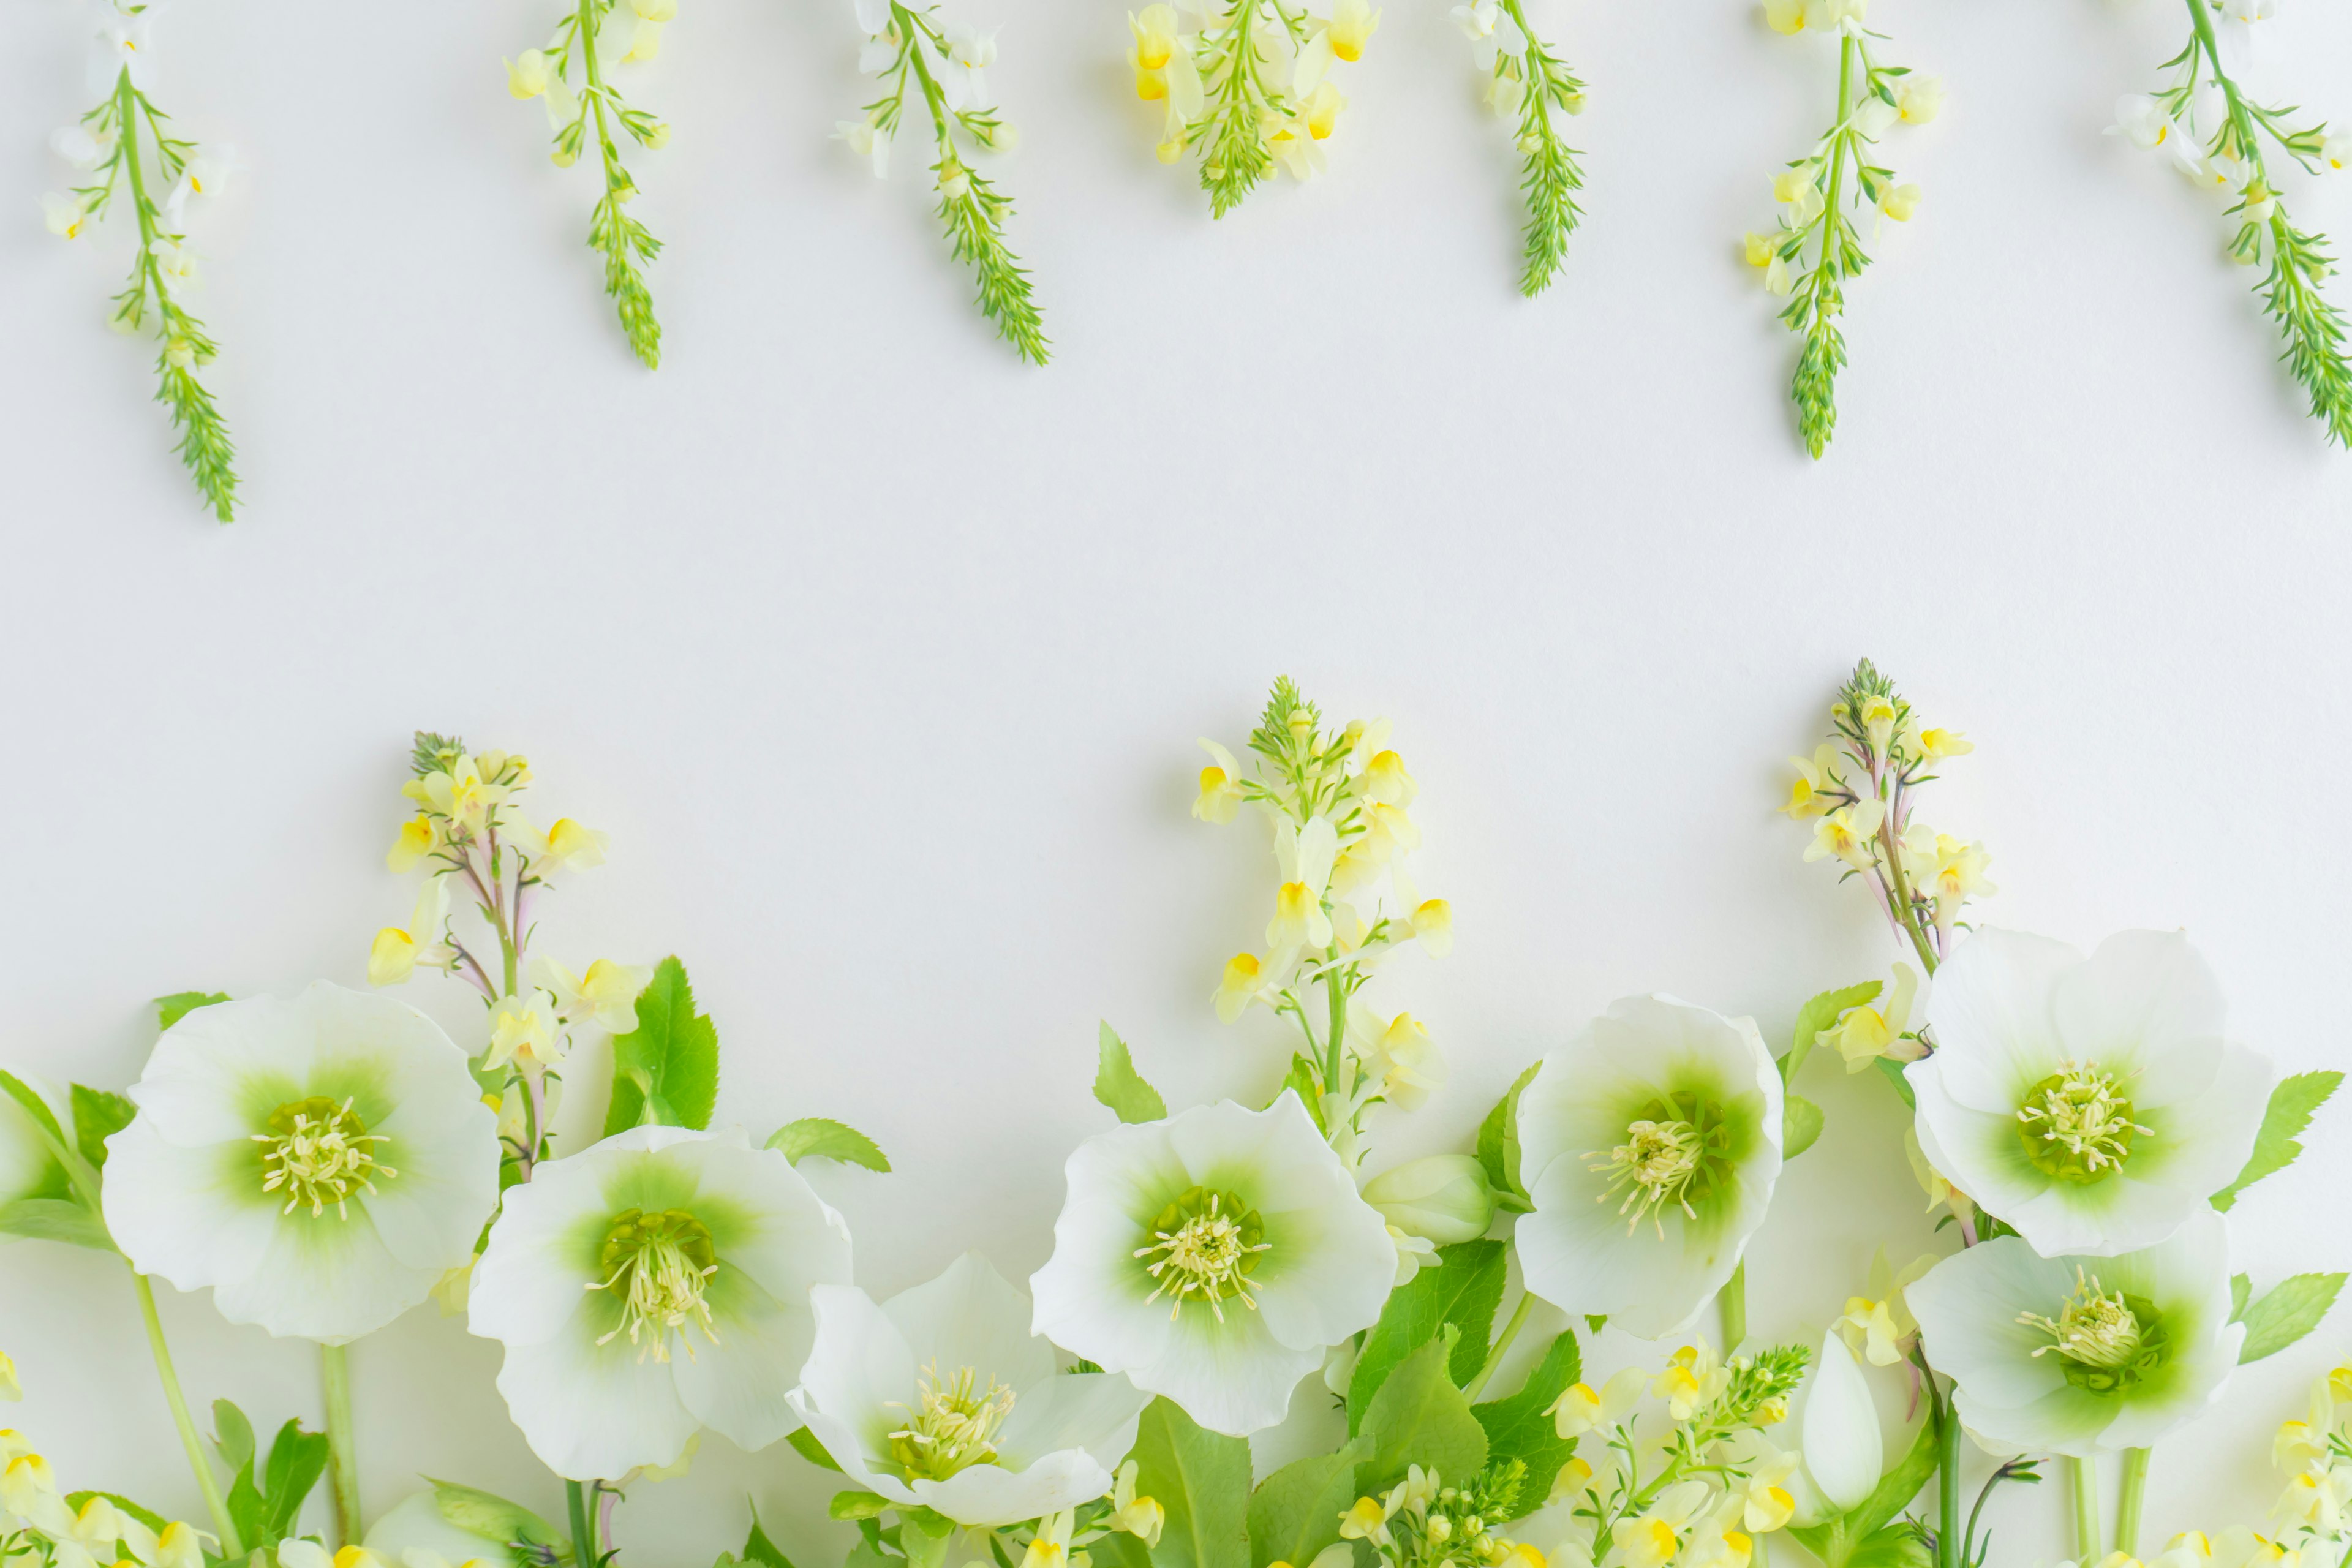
xmin=253 ymin=1098 xmax=394 ymax=1219
xmin=1135 ymin=1186 xmax=1270 ymax=1322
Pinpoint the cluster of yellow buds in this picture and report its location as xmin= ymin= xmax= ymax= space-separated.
xmin=1 ymin=1409 xmax=210 ymax=1568
xmin=1338 ymin=1464 xmax=1543 ymax=1568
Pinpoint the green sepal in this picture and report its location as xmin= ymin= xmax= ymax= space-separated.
xmin=1093 ymin=1023 xmax=1167 ymax=1125
xmin=605 ymin=957 xmax=720 ymax=1135
xmin=2212 ymin=1072 xmax=2342 ymax=1211
xmin=767 ymin=1119 xmax=891 ymax=1172
xmin=1472 ymin=1329 xmax=1583 ymax=1515
xmin=2238 ymin=1273 xmax=2347 ymax=1363
xmin=0 ymin=1198 xmax=113 ymax=1251
xmin=1783 ymin=1095 xmax=1825 ymax=1160
xmin=1786 ymin=1409 xmax=1939 ymax=1568
xmin=1346 ymin=1240 xmax=1506 ymax=1434
xmin=155 ymin=991 xmax=230 ymax=1032
xmin=1127 ymin=1397 xmax=1251 ymax=1568
xmin=898 ymin=1509 xmax=955 ymax=1568
xmin=1360 ymin=1328 xmax=1488 ymax=1496
xmin=1475 ymin=1062 xmax=1542 ymax=1213
xmin=1783 ymin=982 xmax=1880 ymax=1086
xmin=787 ymin=1426 xmax=844 ymax=1472
xmin=736 ymin=1507 xmax=796 ymax=1568
xmin=1246 ymin=1436 xmax=1374 ymax=1568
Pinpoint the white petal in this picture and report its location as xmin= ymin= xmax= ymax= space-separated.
xmin=883 ymin=1251 xmax=1055 ymax=1394
xmin=492 ymin=1308 xmax=700 ymax=1480
xmin=2051 ymin=932 xmax=2228 ymax=1109
xmin=1907 ymin=1237 xmax=2081 ymax=1411
xmin=1801 ymin=1332 xmax=1882 ymax=1512
xmin=213 ymin=1201 xmax=435 ymax=1343
xmin=798 ymin=1283 xmax=919 ymax=1461
xmin=783 ymin=1396 xmax=921 ymax=1509
xmin=100 ymin=1122 xmax=280 ymax=1298
xmin=1917 ymin=929 xmax=2083 ymax=1116
xmin=670 ymin=1268 xmax=816 ymax=1453
xmin=992 ymin=1370 xmax=1151 ymax=1471
xmin=1129 ymin=1307 xmax=1319 ymax=1436
xmin=914 ymin=1449 xmax=1117 ymax=1529
xmin=467 ymin=1145 xmax=619 ymax=1348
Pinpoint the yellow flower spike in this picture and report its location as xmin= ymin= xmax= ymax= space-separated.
xmin=1305 ymin=81 xmax=1346 ymax=140
xmin=1917 ymin=728 xmax=1972 ymax=759
xmin=1363 ymin=749 xmax=1416 ymax=806
xmin=1411 ymin=899 xmax=1453 ymax=958
xmin=1136 ymin=66 xmax=1169 ymax=101
xmin=506 ymin=49 xmax=551 ymax=99
xmin=1897 ymin=74 xmax=1945 ymax=123
xmin=1836 ymin=1296 xmax=1905 ymax=1365
xmin=388 ymin=817 xmax=435 ymax=872
xmin=1022 ymin=1513 xmax=1076 ymax=1568
xmin=1548 ymin=1381 xmax=1605 ymax=1436
xmin=2329 ymin=1365 xmax=2352 ymax=1403
xmin=1743 ymin=231 xmax=1780 ymax=269
xmin=368 ymin=927 xmax=420 ymax=988
xmin=1325 ymin=0 xmax=1381 ymax=61
xmin=0 ymin=1430 xmax=29 ymax=1461
xmin=71 ymin=1495 xmax=123 ymax=1547
xmin=1779 ymin=744 xmax=1841 ymax=818
xmin=1654 ymin=1362 xmax=1705 ymax=1421
xmin=1745 ymin=1484 xmax=1795 ymax=1533
xmin=1771 ymin=168 xmax=1814 ymax=205
xmin=0 ymin=1351 xmax=17 ymax=1401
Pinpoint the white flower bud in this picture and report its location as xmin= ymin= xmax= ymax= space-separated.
xmin=1362 ymin=1154 xmax=1495 ymax=1245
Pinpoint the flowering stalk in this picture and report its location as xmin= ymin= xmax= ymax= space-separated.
xmin=320 ymin=1342 xmax=361 ymax=1545
xmin=1745 ymin=1 xmax=1940 ymax=458
xmin=1452 ymin=0 xmax=1585 ymax=295
xmin=42 ymin=13 xmax=238 ymax=522
xmin=506 ymin=0 xmax=675 ymax=368
xmin=2113 ymin=0 xmax=2352 ymax=443
xmin=132 ymin=1273 xmax=244 ymax=1555
xmin=837 ymin=0 xmax=1048 ymax=363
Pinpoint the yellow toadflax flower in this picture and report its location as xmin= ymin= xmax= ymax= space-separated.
xmin=1325 ymin=0 xmax=1381 ymax=61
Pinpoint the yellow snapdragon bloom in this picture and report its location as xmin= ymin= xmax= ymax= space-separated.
xmin=1613 ymin=1517 xmax=1679 ymax=1568
xmin=1303 ymin=81 xmax=1346 ymax=140
xmin=1111 ymin=1461 xmax=1165 ymax=1545
xmin=506 ymin=49 xmax=551 ymax=98
xmin=1131 ymin=2 xmax=1182 ymax=93
xmin=1215 ymin=952 xmax=1266 ymax=1023
xmin=1022 ymin=1512 xmax=1075 ymax=1568
xmin=1804 ymin=799 xmax=1883 ymax=872
xmin=1878 ymin=182 xmax=1922 ymax=222
xmin=1411 ymin=898 xmax=1453 ymax=958
xmin=1822 ymin=962 xmax=1919 ymax=1072
xmin=483 ymin=991 xmax=562 ymax=1071
xmin=1326 ymin=0 xmax=1381 ymax=61
xmin=0 ymin=1351 xmax=17 ymax=1401
xmin=387 ymin=816 xmax=436 ymax=872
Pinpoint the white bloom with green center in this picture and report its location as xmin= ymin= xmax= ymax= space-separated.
xmin=1028 ymin=1093 xmax=1394 ymax=1437
xmin=468 ymin=1124 xmax=852 ymax=1480
xmin=1515 ymin=995 xmax=1784 ymax=1339
xmin=789 ymin=1252 xmax=1152 ymax=1527
xmin=1908 ymin=929 xmax=2271 ymax=1257
xmin=100 ymin=983 xmax=500 ymax=1344
xmin=1905 ymin=1208 xmax=2241 ymax=1455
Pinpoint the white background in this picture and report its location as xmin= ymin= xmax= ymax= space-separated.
xmin=4 ymin=0 xmax=2351 ymax=1560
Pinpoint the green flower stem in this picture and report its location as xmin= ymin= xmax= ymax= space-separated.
xmin=322 ymin=1341 xmax=363 ymax=1545
xmin=2068 ymin=1454 xmax=2101 ymax=1564
xmin=1495 ymin=0 xmax=1585 ymax=298
xmin=1323 ymin=951 xmax=1346 ymax=1114
xmin=1936 ymin=1385 xmax=1962 ymax=1568
xmin=1874 ymin=802 xmax=1938 ymax=975
xmin=1719 ymin=1260 xmax=1747 ymax=1352
xmin=132 ymin=1272 xmax=244 ymax=1556
xmin=572 ymin=0 xmax=662 ymax=368
xmin=1463 ymin=1294 xmax=1535 ymax=1401
xmin=2115 ymin=1447 xmax=2150 ymax=1557
xmin=567 ymin=1478 xmax=597 ymax=1567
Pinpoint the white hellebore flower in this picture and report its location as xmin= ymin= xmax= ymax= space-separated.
xmin=1907 ymin=929 xmax=2270 ymax=1257
xmin=789 ymin=1252 xmax=1152 ymax=1527
xmin=1906 ymin=1208 xmax=2241 ymax=1455
xmin=1516 ymin=995 xmax=1784 ymax=1338
xmin=101 ymin=984 xmax=499 ymax=1343
xmin=468 ymin=1125 xmax=852 ymax=1480
xmin=1029 ymin=1093 xmax=1393 ymax=1436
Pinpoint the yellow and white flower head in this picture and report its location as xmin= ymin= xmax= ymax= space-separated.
xmin=786 ymin=1252 xmax=1152 ymax=1527
xmin=1028 ymin=1093 xmax=1394 ymax=1436
xmin=1515 ymin=996 xmax=1784 ymax=1338
xmin=468 ymin=1124 xmax=853 ymax=1480
xmin=99 ymin=984 xmax=500 ymax=1343
xmin=1906 ymin=1208 xmax=2242 ymax=1456
xmin=1907 ymin=929 xmax=2271 ymax=1257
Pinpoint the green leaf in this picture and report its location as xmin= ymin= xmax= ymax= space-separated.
xmin=1842 ymin=1523 xmax=1934 ymax=1568
xmin=1089 ymin=1535 xmax=1153 ymax=1568
xmin=2213 ymin=1071 xmax=2342 ymax=1210
xmin=1247 ymin=1436 xmax=1374 ymax=1568
xmin=429 ymin=1479 xmax=571 ymax=1563
xmin=70 ymin=1084 xmax=137 ymax=1170
xmin=604 ymin=957 xmax=720 ymax=1136
xmin=766 ymin=1119 xmax=891 ymax=1172
xmin=829 ymin=1492 xmax=890 ymax=1521
xmin=1783 ymin=1095 xmax=1825 ymax=1161
xmin=0 ymin=1070 xmax=70 ymax=1158
xmin=259 ymin=1420 xmax=330 ymax=1540
xmin=1347 ymin=1241 xmax=1507 ymax=1434
xmin=740 ymin=1510 xmax=796 ymax=1568
xmin=1475 ymin=1063 xmax=1542 ymax=1213
xmin=155 ymin=991 xmax=230 ymax=1032
xmin=1128 ymin=1397 xmax=1252 ymax=1568
xmin=212 ymin=1400 xmax=257 ymax=1477
xmin=1275 ymin=1054 xmax=1325 ymax=1133
xmin=1361 ymin=1329 xmax=1488 ymax=1494
xmin=63 ymin=1493 xmax=168 ymax=1536
xmin=1093 ymin=1023 xmax=1167 ymax=1125
xmin=787 ymin=1426 xmax=844 ymax=1472
xmin=1787 ymin=1412 xmax=1940 ymax=1567
xmin=1873 ymin=1054 xmax=1916 ymax=1109
xmin=2239 ymin=1273 xmax=2348 ymax=1363
xmin=1784 ymin=982 xmax=1880 ymax=1085
xmin=0 ymin=1198 xmax=110 ymax=1250
xmin=2231 ymin=1273 xmax=2252 ymax=1324
xmin=1473 ymin=1330 xmax=1583 ymax=1515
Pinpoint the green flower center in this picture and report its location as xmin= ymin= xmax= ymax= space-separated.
xmin=253 ymin=1096 xmax=393 ymax=1219
xmin=2015 ymin=1063 xmax=2149 ymax=1183
xmin=590 ymin=1207 xmax=720 ymax=1363
xmin=1135 ymin=1186 xmax=1269 ymax=1322
xmin=887 ymin=1362 xmax=1017 ymax=1482
xmin=2019 ymin=1270 xmax=2171 ymax=1393
xmin=1584 ymin=1092 xmax=1733 ymax=1238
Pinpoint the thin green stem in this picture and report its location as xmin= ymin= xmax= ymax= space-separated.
xmin=1322 ymin=953 xmax=1346 ymax=1114
xmin=1463 ymin=1294 xmax=1534 ymax=1401
xmin=1937 ymin=1386 xmax=1962 ymax=1568
xmin=2114 ymin=1447 xmax=2150 ymax=1558
xmin=322 ymin=1342 xmax=362 ymax=1545
xmin=1719 ymin=1261 xmax=1747 ymax=1352
xmin=567 ymin=1477 xmax=597 ymax=1567
xmin=2067 ymin=1454 xmax=2101 ymax=1564
xmin=133 ymin=1273 xmax=244 ymax=1556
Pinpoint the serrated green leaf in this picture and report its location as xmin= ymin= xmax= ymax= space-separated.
xmin=0 ymin=1071 xmax=70 ymax=1159
xmin=787 ymin=1425 xmax=844 ymax=1472
xmin=605 ymin=957 xmax=719 ymax=1136
xmin=1275 ymin=1054 xmax=1325 ymax=1133
xmin=1094 ymin=1023 xmax=1167 ymax=1125
xmin=767 ymin=1118 xmax=891 ymax=1172
xmin=1472 ymin=1330 xmax=1582 ymax=1515
xmin=1129 ymin=1397 xmax=1252 ymax=1568
xmin=1784 ymin=982 xmax=1880 ymax=1086
xmin=2231 ymin=1273 xmax=2252 ymax=1323
xmin=1784 ymin=1095 xmax=1825 ymax=1160
xmin=2239 ymin=1273 xmax=2347 ymax=1363
xmin=0 ymin=1198 xmax=112 ymax=1251
xmin=1873 ymin=1053 xmax=1916 ymax=1109
xmin=1348 ymin=1241 xmax=1507 ymax=1434
xmin=2213 ymin=1072 xmax=2342 ymax=1211
xmin=1362 ymin=1329 xmax=1489 ymax=1494
xmin=1249 ymin=1436 xmax=1373 ymax=1568
xmin=740 ymin=1509 xmax=795 ymax=1568
xmin=1475 ymin=1062 xmax=1542 ymax=1213
xmin=155 ymin=991 xmax=230 ymax=1032
xmin=1842 ymin=1523 xmax=1934 ymax=1568
xmin=70 ymin=1084 xmax=136 ymax=1170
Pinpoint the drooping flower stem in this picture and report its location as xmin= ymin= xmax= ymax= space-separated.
xmin=132 ymin=1272 xmax=244 ymax=1556
xmin=2115 ymin=1446 xmax=2151 ymax=1556
xmin=2068 ymin=1454 xmax=2102 ymax=1564
xmin=322 ymin=1341 xmax=363 ymax=1545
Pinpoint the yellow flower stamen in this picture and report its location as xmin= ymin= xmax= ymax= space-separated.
xmin=253 ymin=1098 xmax=394 ymax=1219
